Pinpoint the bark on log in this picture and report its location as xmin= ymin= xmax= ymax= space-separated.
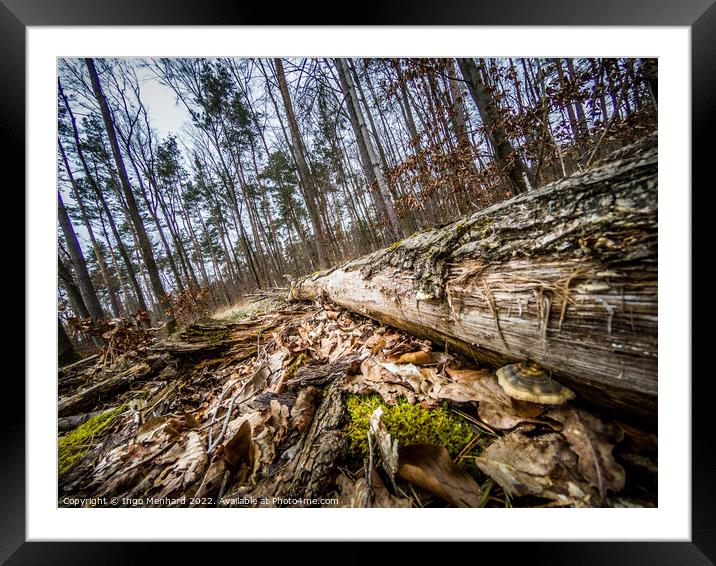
xmin=58 ymin=357 xmax=167 ymax=417
xmin=230 ymin=370 xmax=351 ymax=506
xmin=58 ymin=410 xmax=107 ymax=432
xmin=291 ymin=143 xmax=658 ymax=420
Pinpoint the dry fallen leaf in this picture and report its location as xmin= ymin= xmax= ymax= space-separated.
xmin=342 ymin=373 xmax=420 ymax=405
xmin=398 ymin=444 xmax=482 ymax=507
xmin=222 ymin=419 xmax=254 ymax=470
xmin=365 ymin=334 xmax=386 ymax=355
xmin=396 ymin=351 xmax=435 ymax=365
xmin=475 ymin=429 xmax=593 ymax=506
xmin=268 ymin=399 xmax=290 ymax=445
xmin=438 ymin=368 xmax=507 ymax=404
xmin=361 ymin=357 xmax=397 ymax=383
xmin=154 ymin=431 xmax=208 ymax=499
xmin=478 ymin=402 xmax=527 ymax=430
xmin=290 ymin=386 xmax=322 ymax=434
xmin=397 ymin=444 xmax=483 ymax=507
xmin=547 ymin=406 xmax=626 ymax=497
xmin=333 ymin=469 xmax=411 ymax=508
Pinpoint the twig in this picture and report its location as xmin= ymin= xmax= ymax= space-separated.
xmin=363 ymin=431 xmax=374 ymax=508
xmin=207 ymin=379 xmax=249 ymax=454
xmin=216 ymin=470 xmax=232 ymax=507
xmin=452 ymin=408 xmax=498 ymax=437
xmin=207 ymin=360 xmax=266 ymax=454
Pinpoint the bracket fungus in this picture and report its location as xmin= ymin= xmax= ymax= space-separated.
xmin=496 ymin=361 xmax=575 ymax=405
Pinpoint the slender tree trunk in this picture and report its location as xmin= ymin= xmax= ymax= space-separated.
xmin=58 ymin=256 xmax=91 ymax=320
xmin=59 ymin=78 xmax=149 ymax=314
xmin=58 ymin=191 xmax=104 ymax=322
xmin=273 ymin=58 xmax=329 ymax=268
xmin=58 ymin=318 xmax=82 ymax=366
xmin=127 ymin=148 xmax=186 ymax=293
xmin=457 ymin=58 xmax=532 ymax=196
xmin=197 ymin=212 xmax=230 ymax=304
xmin=565 ymin=58 xmax=590 ymax=139
xmin=180 ymin=207 xmax=210 ymax=287
xmin=85 ymin=58 xmax=176 ymax=334
xmin=348 ymin=60 xmax=390 ymax=172
xmin=553 ymin=59 xmax=582 ymax=145
xmin=334 ymin=58 xmax=401 ymax=241
xmin=59 ymin=138 xmax=122 ymax=317
xmin=98 ymin=209 xmax=131 ymax=315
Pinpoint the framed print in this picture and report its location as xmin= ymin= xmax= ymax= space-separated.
xmin=7 ymin=0 xmax=711 ymax=562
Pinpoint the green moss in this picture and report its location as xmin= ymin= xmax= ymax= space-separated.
xmin=345 ymin=394 xmax=477 ymax=464
xmin=284 ymin=352 xmax=308 ymax=380
xmin=387 ymin=239 xmax=404 ymax=251
xmin=58 ymin=405 xmax=127 ymax=476
xmin=185 ymin=326 xmax=227 ymax=342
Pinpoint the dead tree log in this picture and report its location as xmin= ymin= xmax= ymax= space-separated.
xmin=58 ymin=357 xmax=167 ymax=417
xmin=291 ymin=143 xmax=658 ymax=419
xmin=58 ymin=410 xmax=107 ymax=432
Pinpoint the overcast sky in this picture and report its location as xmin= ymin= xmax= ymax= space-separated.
xmin=137 ymin=67 xmax=190 ymax=139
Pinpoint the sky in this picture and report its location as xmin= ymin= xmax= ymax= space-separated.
xmin=136 ymin=66 xmax=190 ymax=140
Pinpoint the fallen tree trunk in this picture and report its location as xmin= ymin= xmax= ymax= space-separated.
xmin=291 ymin=143 xmax=658 ymax=420
xmin=58 ymin=410 xmax=107 ymax=432
xmin=58 ymin=357 xmax=167 ymax=417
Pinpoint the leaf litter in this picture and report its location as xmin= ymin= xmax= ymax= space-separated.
xmin=57 ymin=296 xmax=656 ymax=508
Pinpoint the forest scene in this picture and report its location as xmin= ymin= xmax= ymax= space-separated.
xmin=57 ymin=57 xmax=658 ymax=509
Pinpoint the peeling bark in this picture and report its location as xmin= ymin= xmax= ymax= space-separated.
xmin=291 ymin=143 xmax=658 ymax=419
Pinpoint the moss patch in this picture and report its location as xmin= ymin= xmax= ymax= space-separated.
xmin=185 ymin=326 xmax=227 ymax=342
xmin=387 ymin=239 xmax=404 ymax=251
xmin=345 ymin=394 xmax=477 ymax=463
xmin=58 ymin=405 xmax=127 ymax=476
xmin=284 ymin=352 xmax=308 ymax=380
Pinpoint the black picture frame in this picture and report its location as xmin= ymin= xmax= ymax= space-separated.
xmin=7 ymin=1 xmax=711 ymax=562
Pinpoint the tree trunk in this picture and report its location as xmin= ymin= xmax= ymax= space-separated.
xmin=59 ymin=137 xmax=122 ymax=318
xmin=334 ymin=58 xmax=401 ymax=241
xmin=565 ymin=58 xmax=590 ymax=139
xmin=59 ymin=77 xmax=150 ymax=315
xmin=84 ymin=58 xmax=176 ymax=334
xmin=446 ymin=60 xmax=480 ymax=190
xmin=58 ymin=256 xmax=91 ymax=320
xmin=128 ymin=149 xmax=186 ymax=293
xmin=457 ymin=58 xmax=532 ymax=196
xmin=58 ymin=318 xmax=82 ymax=366
xmin=553 ymin=58 xmax=582 ymax=145
xmin=58 ymin=191 xmax=104 ymax=323
xmin=58 ymin=357 xmax=167 ymax=417
xmin=273 ymin=58 xmax=329 ymax=268
xmin=291 ymin=143 xmax=658 ymax=420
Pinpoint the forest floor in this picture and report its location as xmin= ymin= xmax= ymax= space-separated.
xmin=58 ymin=294 xmax=657 ymax=508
